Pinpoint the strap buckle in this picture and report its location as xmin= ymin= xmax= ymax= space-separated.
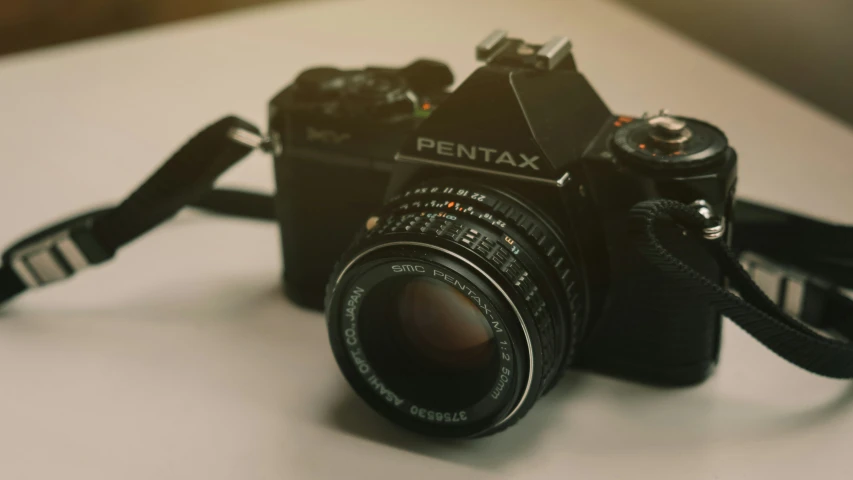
xmin=740 ymin=251 xmax=837 ymax=328
xmin=226 ymin=127 xmax=279 ymax=155
xmin=8 ymin=220 xmax=111 ymax=289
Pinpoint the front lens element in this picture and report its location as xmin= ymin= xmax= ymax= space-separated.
xmin=360 ymin=276 xmax=497 ymax=411
xmin=396 ymin=277 xmax=494 ymax=370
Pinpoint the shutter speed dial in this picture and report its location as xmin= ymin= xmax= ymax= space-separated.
xmin=612 ymin=111 xmax=729 ymax=170
xmin=292 ymin=60 xmax=453 ymax=119
xmin=295 ymin=68 xmax=415 ymax=117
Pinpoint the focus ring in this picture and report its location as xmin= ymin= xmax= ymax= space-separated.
xmin=374 ymin=211 xmax=559 ymax=380
xmin=489 ymin=194 xmax=587 ymax=365
xmin=366 ymin=184 xmax=583 ymax=388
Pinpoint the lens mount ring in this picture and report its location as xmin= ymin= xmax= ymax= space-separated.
xmin=372 ymin=183 xmax=583 ymax=379
xmin=331 ymin=241 xmax=535 ymax=433
xmin=326 ymin=180 xmax=583 ymax=437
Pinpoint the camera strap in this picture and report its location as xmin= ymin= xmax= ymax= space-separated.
xmin=630 ymin=199 xmax=853 ymax=378
xmin=0 ymin=116 xmax=850 ymax=378
xmin=0 ymin=115 xmax=268 ymax=304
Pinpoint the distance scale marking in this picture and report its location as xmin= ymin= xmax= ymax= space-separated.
xmin=392 ymin=195 xmax=521 ymax=256
xmin=384 ymin=189 xmax=550 ymax=309
xmin=382 ymin=190 xmax=550 ymax=335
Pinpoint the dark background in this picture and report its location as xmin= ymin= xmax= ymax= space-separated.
xmin=2 ymin=0 xmax=851 ymax=126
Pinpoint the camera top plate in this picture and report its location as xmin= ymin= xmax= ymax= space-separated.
xmin=395 ymin=31 xmax=612 ymax=186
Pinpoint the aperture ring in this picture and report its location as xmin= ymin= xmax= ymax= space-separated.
xmin=366 ymin=183 xmax=583 ymax=389
xmin=374 ymin=211 xmax=559 ymax=380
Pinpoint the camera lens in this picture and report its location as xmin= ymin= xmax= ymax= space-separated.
xmin=359 ymin=276 xmax=498 ymax=411
xmin=326 ymin=181 xmax=585 ymax=437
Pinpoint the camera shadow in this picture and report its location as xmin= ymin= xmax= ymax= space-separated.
xmin=323 ymin=369 xmax=853 ymax=469
xmin=600 ymin=377 xmax=853 ymax=449
xmin=322 ymin=373 xmax=592 ymax=470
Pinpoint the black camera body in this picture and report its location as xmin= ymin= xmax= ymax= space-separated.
xmin=269 ymin=59 xmax=454 ymax=308
xmin=271 ymin=32 xmax=737 ymax=437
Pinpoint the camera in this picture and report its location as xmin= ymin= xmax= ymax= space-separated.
xmin=271 ymin=31 xmax=737 ymax=437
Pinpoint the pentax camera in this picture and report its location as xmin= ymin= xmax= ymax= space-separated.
xmin=2 ymin=30 xmax=849 ymax=443
xmin=270 ymin=31 xmax=737 ymax=437
xmin=0 ymin=31 xmax=853 ymax=437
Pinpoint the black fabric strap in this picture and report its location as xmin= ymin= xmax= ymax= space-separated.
xmin=733 ymin=199 xmax=853 ymax=290
xmin=0 ymin=264 xmax=25 ymax=304
xmin=0 ymin=115 xmax=265 ymax=305
xmin=91 ymin=115 xmax=262 ymax=251
xmin=630 ymin=199 xmax=853 ymax=378
xmin=190 ymin=189 xmax=275 ymax=221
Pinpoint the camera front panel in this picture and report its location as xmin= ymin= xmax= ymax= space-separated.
xmin=268 ymin=61 xmax=453 ymax=309
xmin=574 ymin=115 xmax=738 ymax=385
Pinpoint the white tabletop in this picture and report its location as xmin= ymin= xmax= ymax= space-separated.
xmin=1 ymin=0 xmax=852 ymax=479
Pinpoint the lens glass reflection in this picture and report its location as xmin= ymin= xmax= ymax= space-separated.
xmin=359 ymin=276 xmax=498 ymax=410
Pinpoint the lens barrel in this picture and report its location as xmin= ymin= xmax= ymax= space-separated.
xmin=326 ymin=181 xmax=584 ymax=437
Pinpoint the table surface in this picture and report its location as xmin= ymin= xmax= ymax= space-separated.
xmin=1 ymin=0 xmax=852 ymax=479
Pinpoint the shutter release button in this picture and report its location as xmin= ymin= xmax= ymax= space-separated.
xmin=647 ymin=111 xmax=692 ymax=152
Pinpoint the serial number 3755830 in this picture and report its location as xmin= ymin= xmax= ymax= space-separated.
xmin=409 ymin=405 xmax=468 ymax=423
